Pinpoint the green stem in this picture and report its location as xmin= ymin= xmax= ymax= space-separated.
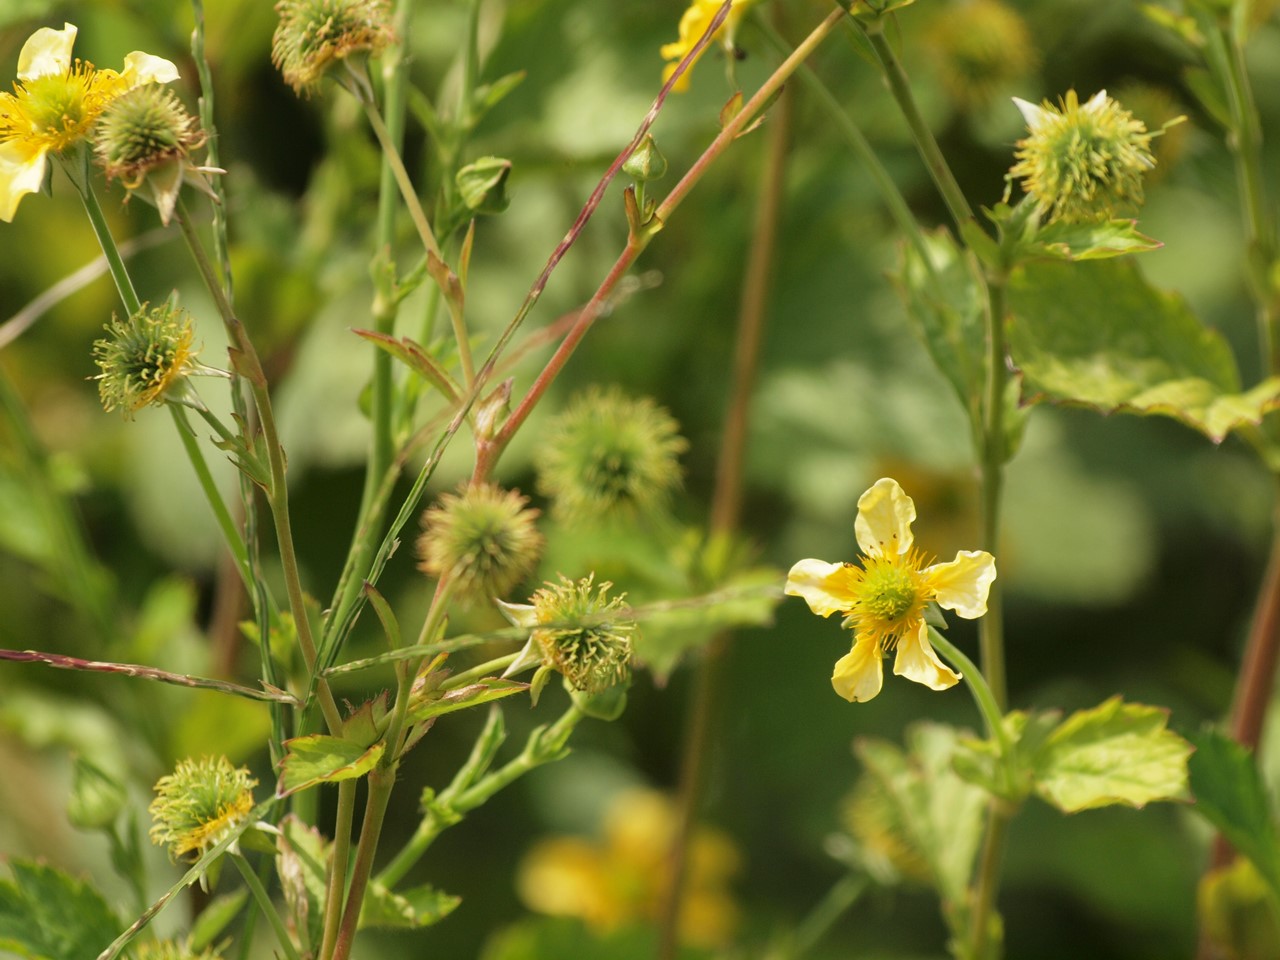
xmin=331 ymin=769 xmax=397 ymax=960
xmin=168 ymin=405 xmax=251 ymax=586
xmin=439 ymin=652 xmax=520 ymax=691
xmin=76 ymin=177 xmax=142 ymax=315
xmin=483 ymin=7 xmax=844 ymax=477
xmin=318 ymin=780 xmax=358 ymax=960
xmin=175 ymin=204 xmax=345 ymax=736
xmin=848 ymin=14 xmax=975 ymax=231
xmin=926 ymin=624 xmax=1012 ymax=960
xmin=754 ymin=14 xmax=932 ymax=267
xmin=231 ymin=852 xmax=301 ymax=960
xmin=657 ymin=33 xmax=794 ymax=959
xmin=978 ymin=270 xmax=1009 ymax=710
xmin=1208 ymin=21 xmax=1278 ymax=372
xmin=374 ymin=703 xmax=583 ymax=888
xmin=788 ymin=873 xmax=867 ymax=959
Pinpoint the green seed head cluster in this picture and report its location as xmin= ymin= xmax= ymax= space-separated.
xmin=926 ymin=0 xmax=1037 ymax=109
xmin=535 ymin=386 xmax=687 ymax=521
xmin=272 ymin=0 xmax=394 ymax=95
xmin=1009 ymin=89 xmax=1156 ymax=223
xmin=417 ymin=484 xmax=544 ymax=604
xmin=93 ymin=84 xmax=201 ymax=186
xmin=530 ymin=575 xmax=635 ymax=693
xmin=135 ymin=941 xmax=225 ymax=960
xmin=148 ymin=756 xmax=257 ymax=861
xmin=93 ymin=302 xmax=197 ymax=418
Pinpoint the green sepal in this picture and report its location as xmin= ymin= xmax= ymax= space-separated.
xmin=275 ymin=814 xmax=329 ymax=956
xmin=0 ymin=860 xmax=121 ymax=960
xmin=470 ymin=71 xmax=526 ymax=127
xmin=1008 ymin=259 xmax=1280 ymax=442
xmin=456 ymin=157 xmax=511 ymax=215
xmin=568 ymin=679 xmax=628 ymax=721
xmin=342 ymin=692 xmax=391 ymax=749
xmin=277 ymin=734 xmax=385 ymax=797
xmin=352 ymin=329 xmax=463 ymax=403
xmin=406 ymin=677 xmax=529 ymax=724
xmin=1029 ymin=219 xmax=1163 ymax=261
xmin=1031 ymin=697 xmax=1191 ymax=813
xmin=360 ymin=881 xmax=462 ymax=929
xmin=1188 ymin=728 xmax=1280 ymax=906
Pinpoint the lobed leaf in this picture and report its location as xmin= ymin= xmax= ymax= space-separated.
xmin=277 ymin=734 xmax=384 ymax=797
xmin=0 ymin=860 xmax=121 ymax=960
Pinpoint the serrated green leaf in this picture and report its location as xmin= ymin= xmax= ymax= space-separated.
xmin=1031 ymin=697 xmax=1191 ymax=813
xmin=1030 ymin=219 xmax=1162 ymax=260
xmin=853 ymin=723 xmax=988 ymax=908
xmin=351 ymin=330 xmax=462 ymax=402
xmin=0 ymin=860 xmax=121 ymax=960
xmin=407 ymin=677 xmax=529 ymax=724
xmin=1188 ymin=729 xmax=1280 ymax=905
xmin=360 ymin=881 xmax=461 ymax=929
xmin=1008 ymin=259 xmax=1280 ymax=441
xmin=277 ymin=734 xmax=384 ymax=796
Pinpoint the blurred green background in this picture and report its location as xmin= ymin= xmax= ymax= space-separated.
xmin=3 ymin=0 xmax=1280 ymax=957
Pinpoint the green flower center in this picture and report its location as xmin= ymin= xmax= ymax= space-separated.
xmin=860 ymin=563 xmax=919 ymax=623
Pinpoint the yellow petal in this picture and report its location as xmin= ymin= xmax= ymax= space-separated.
xmin=121 ymin=51 xmax=180 ymax=86
xmin=924 ymin=550 xmax=996 ymax=619
xmin=854 ymin=477 xmax=915 ymax=558
xmin=892 ymin=619 xmax=961 ymax=691
xmin=17 ymin=23 xmax=76 ymax=81
xmin=831 ymin=636 xmax=883 ymax=702
xmin=785 ymin=558 xmax=854 ymax=618
xmin=0 ymin=140 xmax=49 ymax=222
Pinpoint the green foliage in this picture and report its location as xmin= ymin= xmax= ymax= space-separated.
xmin=955 ymin=698 xmax=1192 ymax=813
xmin=360 ymin=881 xmax=462 ymax=929
xmin=0 ymin=860 xmax=121 ymax=960
xmin=1188 ymin=729 xmax=1280 ymax=906
xmin=277 ymin=734 xmax=385 ymax=796
xmin=1008 ymin=259 xmax=1280 ymax=442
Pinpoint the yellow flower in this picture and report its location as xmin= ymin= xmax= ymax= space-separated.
xmin=517 ymin=788 xmax=740 ymax=949
xmin=785 ymin=478 xmax=996 ymax=703
xmin=660 ymin=0 xmax=755 ymax=93
xmin=148 ymin=756 xmax=257 ymax=861
xmin=0 ymin=22 xmax=178 ymax=221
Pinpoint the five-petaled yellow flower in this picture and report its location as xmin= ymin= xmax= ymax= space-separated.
xmin=786 ymin=478 xmax=996 ymax=703
xmin=0 ymin=22 xmax=178 ymax=221
xmin=660 ymin=0 xmax=756 ymax=93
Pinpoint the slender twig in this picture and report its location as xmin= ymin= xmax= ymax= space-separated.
xmin=231 ymin=853 xmax=302 ymax=960
xmin=656 ymin=32 xmax=794 ymax=959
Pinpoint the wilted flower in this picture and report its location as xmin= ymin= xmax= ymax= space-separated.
xmin=272 ymin=0 xmax=394 ymax=96
xmin=535 ymin=386 xmax=686 ymax=521
xmin=93 ymin=301 xmax=199 ymax=417
xmin=0 ymin=22 xmax=178 ymax=221
xmin=148 ymin=756 xmax=257 ymax=861
xmin=660 ymin=0 xmax=757 ymax=93
xmin=1008 ymin=89 xmax=1157 ymax=223
xmin=785 ymin=478 xmax=996 ymax=703
xmin=417 ymin=483 xmax=544 ymax=604
xmin=518 ymin=788 xmax=740 ymax=949
xmin=94 ymin=83 xmax=217 ymax=225
xmin=500 ymin=574 xmax=636 ymax=695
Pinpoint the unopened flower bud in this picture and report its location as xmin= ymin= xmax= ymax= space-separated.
xmin=456 ymin=157 xmax=511 ymax=215
xmin=623 ymin=134 xmax=668 ymax=183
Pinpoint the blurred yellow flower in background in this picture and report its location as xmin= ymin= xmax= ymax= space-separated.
xmin=0 ymin=22 xmax=177 ymax=221
xmin=517 ymin=788 xmax=741 ymax=949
